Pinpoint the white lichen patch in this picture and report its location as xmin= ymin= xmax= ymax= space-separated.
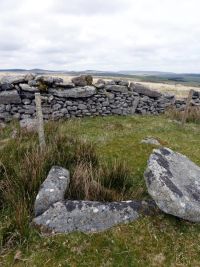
xmin=49 ymin=189 xmax=55 ymax=192
xmin=180 ymin=202 xmax=186 ymax=208
xmin=45 ymin=188 xmax=55 ymax=192
xmin=93 ymin=208 xmax=99 ymax=213
xmin=59 ymin=176 xmax=66 ymax=180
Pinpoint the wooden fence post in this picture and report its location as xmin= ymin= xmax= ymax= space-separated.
xmin=35 ymin=93 xmax=46 ymax=150
xmin=181 ymin=89 xmax=194 ymax=126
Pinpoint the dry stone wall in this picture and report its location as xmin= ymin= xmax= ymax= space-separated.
xmin=0 ymin=73 xmax=196 ymax=123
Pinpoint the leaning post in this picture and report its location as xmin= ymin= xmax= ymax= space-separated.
xmin=35 ymin=92 xmax=46 ymax=150
xmin=181 ymin=89 xmax=194 ymax=126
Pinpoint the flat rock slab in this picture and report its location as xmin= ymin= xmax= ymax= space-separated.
xmin=34 ymin=166 xmax=70 ymax=216
xmin=141 ymin=137 xmax=161 ymax=146
xmin=105 ymin=85 xmax=128 ymax=93
xmin=49 ymin=86 xmax=96 ymax=98
xmin=145 ymin=147 xmax=200 ymax=222
xmin=0 ymin=90 xmax=21 ymax=104
xmin=33 ymin=200 xmax=157 ymax=234
xmin=0 ymin=75 xmax=26 ymax=84
xmin=19 ymin=83 xmax=39 ymax=92
xmin=130 ymin=83 xmax=162 ymax=98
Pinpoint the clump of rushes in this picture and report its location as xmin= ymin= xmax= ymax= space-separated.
xmin=67 ymin=159 xmax=133 ymax=202
xmin=101 ymin=159 xmax=133 ymax=195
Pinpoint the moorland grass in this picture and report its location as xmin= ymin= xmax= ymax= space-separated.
xmin=1 ymin=115 xmax=200 ymax=266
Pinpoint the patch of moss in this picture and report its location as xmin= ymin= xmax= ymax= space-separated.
xmin=37 ymin=81 xmax=48 ymax=92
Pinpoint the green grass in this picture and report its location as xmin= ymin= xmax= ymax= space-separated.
xmin=1 ymin=115 xmax=200 ymax=266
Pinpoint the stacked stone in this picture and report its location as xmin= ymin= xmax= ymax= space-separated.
xmin=129 ymin=83 xmax=176 ymax=115
xmin=174 ymin=91 xmax=200 ymax=110
xmin=0 ymin=74 xmax=176 ymax=123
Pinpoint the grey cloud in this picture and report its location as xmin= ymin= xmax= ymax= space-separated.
xmin=53 ymin=0 xmax=131 ymax=15
xmin=0 ymin=42 xmax=22 ymax=52
xmin=0 ymin=0 xmax=200 ymax=72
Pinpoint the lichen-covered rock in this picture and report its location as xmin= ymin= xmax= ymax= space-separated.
xmin=94 ymin=79 xmax=105 ymax=89
xmin=35 ymin=76 xmax=63 ymax=85
xmin=130 ymin=83 xmax=162 ymax=98
xmin=96 ymin=79 xmax=106 ymax=84
xmin=141 ymin=137 xmax=161 ymax=146
xmin=131 ymin=97 xmax=140 ymax=114
xmin=19 ymin=83 xmax=39 ymax=92
xmin=72 ymin=75 xmax=93 ymax=86
xmin=0 ymin=90 xmax=21 ymax=104
xmin=105 ymin=85 xmax=128 ymax=93
xmin=54 ymin=81 xmax=75 ymax=88
xmin=145 ymin=147 xmax=200 ymax=222
xmin=114 ymin=79 xmax=129 ymax=86
xmin=34 ymin=166 xmax=70 ymax=216
xmin=49 ymin=86 xmax=96 ymax=98
xmin=20 ymin=118 xmax=37 ymax=132
xmin=0 ymin=75 xmax=26 ymax=85
xmin=24 ymin=73 xmax=36 ymax=82
xmin=33 ymin=200 xmax=156 ymax=233
xmin=0 ymin=83 xmax=14 ymax=91
xmin=105 ymin=80 xmax=116 ymax=85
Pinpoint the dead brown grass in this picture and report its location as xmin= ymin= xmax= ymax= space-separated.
xmin=68 ymin=159 xmax=132 ymax=202
xmin=166 ymin=106 xmax=200 ymax=124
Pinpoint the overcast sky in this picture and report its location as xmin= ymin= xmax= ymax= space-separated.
xmin=1 ymin=0 xmax=200 ymax=72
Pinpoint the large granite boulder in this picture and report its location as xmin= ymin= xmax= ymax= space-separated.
xmin=49 ymin=86 xmax=96 ymax=98
xmin=72 ymin=75 xmax=93 ymax=86
xmin=145 ymin=147 xmax=200 ymax=222
xmin=0 ymin=90 xmax=21 ymax=104
xmin=35 ymin=75 xmax=63 ymax=85
xmin=130 ymin=83 xmax=162 ymax=98
xmin=34 ymin=166 xmax=70 ymax=216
